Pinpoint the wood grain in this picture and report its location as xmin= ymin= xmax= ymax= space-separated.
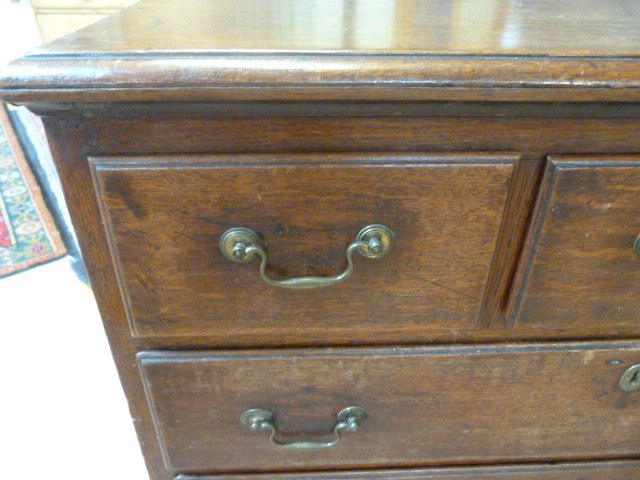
xmin=510 ymin=156 xmax=640 ymax=335
xmin=53 ymin=116 xmax=640 ymax=162
xmin=14 ymin=2 xmax=640 ymax=480
xmin=91 ymin=153 xmax=515 ymax=340
xmin=3 ymin=0 xmax=640 ymax=105
xmin=25 ymin=0 xmax=640 ymax=56
xmin=139 ymin=342 xmax=640 ymax=472
xmin=13 ymin=100 xmax=640 ymax=118
xmin=46 ymin=115 xmax=640 ymax=347
xmin=3 ymin=57 xmax=640 ymax=106
xmin=39 ymin=112 xmax=640 ymax=480
xmin=478 ymin=158 xmax=542 ymax=329
xmin=177 ymin=461 xmax=640 ymax=480
xmin=8 ymin=88 xmax=640 ymax=107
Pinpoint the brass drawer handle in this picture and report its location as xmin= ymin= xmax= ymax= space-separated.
xmin=220 ymin=224 xmax=395 ymax=289
xmin=240 ymin=406 xmax=369 ymax=450
xmin=635 ymin=235 xmax=640 ymax=256
xmin=620 ymin=364 xmax=640 ymax=392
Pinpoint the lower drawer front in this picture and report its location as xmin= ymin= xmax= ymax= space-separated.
xmin=176 ymin=461 xmax=640 ymax=480
xmin=138 ymin=343 xmax=640 ymax=472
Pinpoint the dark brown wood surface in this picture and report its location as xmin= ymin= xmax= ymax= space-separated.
xmin=13 ymin=99 xmax=640 ymax=119
xmin=41 ymin=114 xmax=640 ymax=480
xmin=30 ymin=78 xmax=640 ymax=480
xmin=478 ymin=158 xmax=541 ymax=329
xmin=25 ymin=0 xmax=640 ymax=56
xmin=46 ymin=115 xmax=640 ymax=347
xmin=4 ymin=57 xmax=640 ymax=105
xmin=139 ymin=342 xmax=640 ymax=472
xmin=5 ymin=1 xmax=640 ymax=479
xmin=177 ymin=461 xmax=640 ymax=480
xmin=3 ymin=0 xmax=640 ymax=104
xmin=511 ymin=157 xmax=640 ymax=334
xmin=91 ymin=153 xmax=515 ymax=340
xmin=53 ymin=116 xmax=640 ymax=163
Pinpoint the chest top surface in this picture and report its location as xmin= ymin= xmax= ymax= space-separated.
xmin=18 ymin=0 xmax=640 ymax=56
xmin=1 ymin=0 xmax=640 ymax=105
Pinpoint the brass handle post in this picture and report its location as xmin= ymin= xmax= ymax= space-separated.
xmin=220 ymin=224 xmax=395 ymax=289
xmin=240 ymin=406 xmax=369 ymax=450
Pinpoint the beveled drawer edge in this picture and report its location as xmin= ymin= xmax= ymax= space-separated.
xmin=136 ymin=339 xmax=640 ymax=363
xmin=88 ymin=151 xmax=520 ymax=169
xmin=88 ymin=157 xmax=139 ymax=337
xmin=138 ymin=352 xmax=177 ymax=471
xmin=175 ymin=460 xmax=640 ymax=480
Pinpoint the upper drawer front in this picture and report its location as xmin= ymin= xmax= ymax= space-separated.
xmin=139 ymin=342 xmax=640 ymax=472
xmin=514 ymin=157 xmax=640 ymax=335
xmin=91 ymin=153 xmax=515 ymax=341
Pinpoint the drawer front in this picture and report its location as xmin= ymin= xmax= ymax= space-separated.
xmin=176 ymin=461 xmax=640 ymax=480
xmin=138 ymin=342 xmax=640 ymax=472
xmin=514 ymin=156 xmax=640 ymax=335
xmin=91 ymin=152 xmax=515 ymax=341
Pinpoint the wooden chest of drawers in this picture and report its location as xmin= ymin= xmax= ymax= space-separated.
xmin=2 ymin=0 xmax=640 ymax=479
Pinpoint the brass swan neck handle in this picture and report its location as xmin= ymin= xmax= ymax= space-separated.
xmin=240 ymin=407 xmax=369 ymax=450
xmin=220 ymin=224 xmax=395 ymax=289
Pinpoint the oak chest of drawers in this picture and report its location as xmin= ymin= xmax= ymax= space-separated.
xmin=2 ymin=0 xmax=640 ymax=479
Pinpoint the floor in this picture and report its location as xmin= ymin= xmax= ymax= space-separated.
xmin=1 ymin=0 xmax=149 ymax=478
xmin=1 ymin=257 xmax=148 ymax=479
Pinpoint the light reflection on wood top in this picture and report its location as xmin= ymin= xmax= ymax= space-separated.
xmin=30 ymin=0 xmax=640 ymax=57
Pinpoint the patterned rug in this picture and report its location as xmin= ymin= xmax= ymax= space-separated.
xmin=0 ymin=104 xmax=65 ymax=277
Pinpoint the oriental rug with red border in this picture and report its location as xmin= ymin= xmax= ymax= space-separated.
xmin=0 ymin=104 xmax=65 ymax=277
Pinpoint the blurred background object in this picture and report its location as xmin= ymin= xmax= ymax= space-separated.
xmin=32 ymin=0 xmax=137 ymax=42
